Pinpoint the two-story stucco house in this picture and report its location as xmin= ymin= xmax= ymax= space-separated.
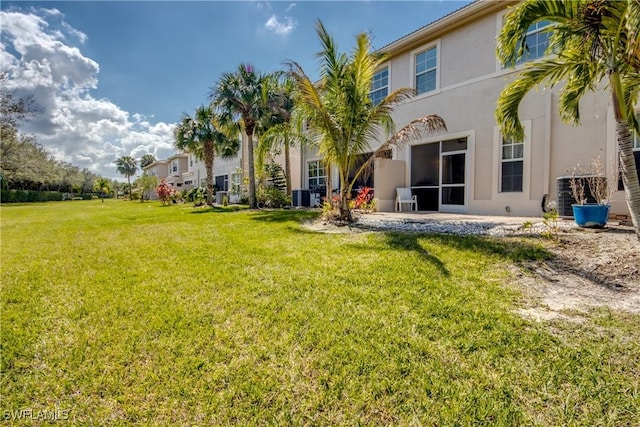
xmin=164 ymin=153 xmax=189 ymax=190
xmin=298 ymin=0 xmax=639 ymax=218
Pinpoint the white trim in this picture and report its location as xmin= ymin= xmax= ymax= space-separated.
xmin=410 ymin=39 xmax=441 ymax=99
xmin=370 ymin=65 xmax=390 ymax=104
xmin=492 ymin=120 xmax=532 ymax=200
xmin=306 ymin=159 xmax=327 ymax=191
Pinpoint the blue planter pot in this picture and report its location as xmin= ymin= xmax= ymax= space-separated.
xmin=572 ymin=204 xmax=610 ymax=228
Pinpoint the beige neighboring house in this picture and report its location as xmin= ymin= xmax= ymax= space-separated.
xmin=165 ymin=153 xmax=189 ymax=190
xmin=142 ymin=160 xmax=169 ymax=200
xmin=299 ymin=0 xmax=640 ymax=218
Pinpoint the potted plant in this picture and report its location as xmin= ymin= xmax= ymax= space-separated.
xmin=570 ymin=157 xmax=615 ymax=228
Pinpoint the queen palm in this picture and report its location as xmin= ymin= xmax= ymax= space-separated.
xmin=140 ymin=154 xmax=156 ymax=169
xmin=174 ymin=106 xmax=239 ymax=206
xmin=257 ymin=75 xmax=307 ymax=196
xmin=211 ymin=64 xmax=271 ymax=208
xmin=289 ymin=20 xmax=446 ymax=221
xmin=496 ymin=0 xmax=640 ymax=236
xmin=115 ymin=155 xmax=137 ymax=200
xmin=93 ymin=177 xmax=110 ymax=202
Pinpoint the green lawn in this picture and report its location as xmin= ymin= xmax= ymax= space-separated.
xmin=1 ymin=200 xmax=638 ymax=425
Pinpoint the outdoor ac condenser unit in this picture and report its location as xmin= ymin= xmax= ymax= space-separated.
xmin=291 ymin=189 xmax=311 ymax=207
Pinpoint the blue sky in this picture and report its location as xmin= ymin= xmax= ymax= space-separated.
xmin=1 ymin=1 xmax=470 ymax=179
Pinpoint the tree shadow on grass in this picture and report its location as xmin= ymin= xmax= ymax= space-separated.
xmin=347 ymin=231 xmax=553 ymax=279
xmin=423 ymin=233 xmax=553 ymax=263
xmin=383 ymin=232 xmax=451 ymax=277
xmin=248 ymin=209 xmax=320 ymax=223
xmin=188 ymin=205 xmax=248 ymax=214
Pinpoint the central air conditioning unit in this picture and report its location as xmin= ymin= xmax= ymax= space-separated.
xmin=291 ymin=189 xmax=311 ymax=207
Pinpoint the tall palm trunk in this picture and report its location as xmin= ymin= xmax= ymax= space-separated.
xmin=609 ymin=69 xmax=640 ymax=236
xmin=284 ymin=135 xmax=291 ymax=196
xmin=203 ymin=140 xmax=215 ymax=206
xmin=127 ymin=176 xmax=131 ymax=200
xmin=338 ymin=169 xmax=351 ymax=222
xmin=246 ymin=125 xmax=256 ymax=208
xmin=616 ymin=121 xmax=640 ymax=236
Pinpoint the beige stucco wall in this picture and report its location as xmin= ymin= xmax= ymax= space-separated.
xmin=358 ymin=3 xmax=628 ymax=218
xmin=373 ymin=158 xmax=405 ymax=212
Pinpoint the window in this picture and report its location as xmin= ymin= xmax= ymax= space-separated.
xmin=370 ymin=67 xmax=388 ymax=105
xmin=189 ymin=155 xmax=194 ymax=168
xmin=415 ymin=46 xmax=437 ymax=95
xmin=500 ymin=136 xmax=524 ymax=192
xmin=308 ymin=160 xmax=327 ymax=192
xmin=508 ymin=20 xmax=551 ymax=65
xmin=171 ymin=160 xmax=178 ymax=174
xmin=231 ymin=172 xmax=242 ymax=194
xmin=215 ymin=174 xmax=229 ymax=191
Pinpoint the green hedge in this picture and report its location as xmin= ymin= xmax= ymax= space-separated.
xmin=1 ymin=190 xmax=64 ymax=203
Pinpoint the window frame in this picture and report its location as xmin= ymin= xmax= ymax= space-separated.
xmin=307 ymin=159 xmax=327 ymax=191
xmin=500 ymin=135 xmax=525 ymax=193
xmin=492 ymin=121 xmax=532 ymax=198
xmin=369 ymin=66 xmax=389 ymax=105
xmin=411 ymin=40 xmax=440 ymax=97
xmin=496 ymin=11 xmax=553 ymax=71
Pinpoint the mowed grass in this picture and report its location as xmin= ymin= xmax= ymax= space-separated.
xmin=1 ymin=200 xmax=638 ymax=425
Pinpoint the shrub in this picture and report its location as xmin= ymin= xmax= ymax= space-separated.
xmin=155 ymin=180 xmax=176 ymax=206
xmin=0 ymin=190 xmax=63 ymax=203
xmin=354 ymin=187 xmax=375 ymax=213
xmin=256 ymin=186 xmax=290 ymax=208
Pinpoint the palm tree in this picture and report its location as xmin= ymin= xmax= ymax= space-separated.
xmin=257 ymin=76 xmax=308 ymax=197
xmin=289 ymin=20 xmax=447 ymax=221
xmin=93 ymin=177 xmax=110 ymax=202
xmin=211 ymin=64 xmax=271 ymax=208
xmin=174 ymin=106 xmax=239 ymax=206
xmin=115 ymin=155 xmax=137 ymax=200
xmin=140 ymin=154 xmax=156 ymax=169
xmin=496 ymin=0 xmax=640 ymax=236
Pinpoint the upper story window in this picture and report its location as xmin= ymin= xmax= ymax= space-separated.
xmin=189 ymin=155 xmax=194 ymax=168
xmin=172 ymin=160 xmax=178 ymax=173
xmin=500 ymin=135 xmax=524 ymax=192
xmin=370 ymin=67 xmax=388 ymax=105
xmin=516 ymin=20 xmax=551 ymax=64
xmin=415 ymin=46 xmax=437 ymax=95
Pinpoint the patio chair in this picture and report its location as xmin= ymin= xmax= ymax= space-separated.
xmin=395 ymin=187 xmax=417 ymax=212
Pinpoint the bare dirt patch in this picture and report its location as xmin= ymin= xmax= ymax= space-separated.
xmin=303 ymin=217 xmax=640 ymax=320
xmin=510 ymin=225 xmax=639 ymax=321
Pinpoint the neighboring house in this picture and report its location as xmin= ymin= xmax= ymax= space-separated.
xmin=165 ymin=153 xmax=189 ymax=190
xmin=142 ymin=160 xmax=169 ymax=200
xmin=177 ymin=133 xmax=302 ymax=201
xmin=299 ymin=0 xmax=639 ymax=217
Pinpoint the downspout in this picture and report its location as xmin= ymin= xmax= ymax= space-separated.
xmin=542 ymin=88 xmax=553 ymax=212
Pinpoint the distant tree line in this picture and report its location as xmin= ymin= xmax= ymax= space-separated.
xmin=0 ymin=73 xmax=119 ymax=198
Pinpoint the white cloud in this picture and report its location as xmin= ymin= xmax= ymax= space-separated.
xmin=255 ymin=1 xmax=271 ymax=11
xmin=285 ymin=3 xmax=296 ymax=13
xmin=264 ymin=14 xmax=296 ymax=36
xmin=0 ymin=8 xmax=176 ymax=179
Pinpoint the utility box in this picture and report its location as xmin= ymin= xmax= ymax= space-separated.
xmin=215 ymin=191 xmax=228 ymax=205
xmin=291 ymin=189 xmax=311 ymax=207
xmin=556 ymin=176 xmax=602 ymax=218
